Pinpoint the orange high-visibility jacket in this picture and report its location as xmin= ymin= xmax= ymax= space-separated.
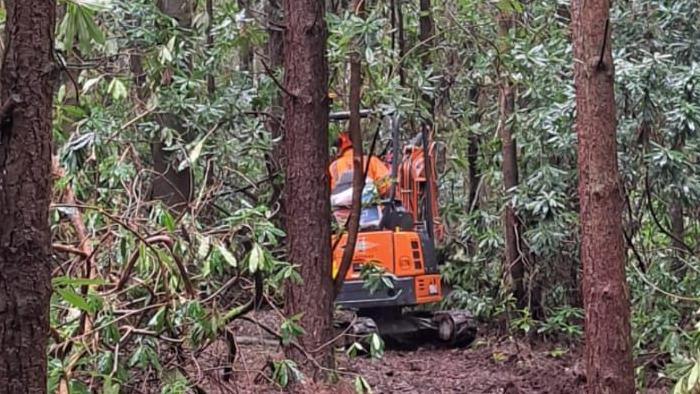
xmin=329 ymin=148 xmax=391 ymax=196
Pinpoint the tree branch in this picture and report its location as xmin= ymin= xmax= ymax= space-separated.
xmin=260 ymin=57 xmax=296 ymax=98
xmin=644 ymin=173 xmax=693 ymax=254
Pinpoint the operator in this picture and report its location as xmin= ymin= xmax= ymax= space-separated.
xmin=329 ymin=131 xmax=391 ymax=200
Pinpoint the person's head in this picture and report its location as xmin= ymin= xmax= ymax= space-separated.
xmin=334 ymin=131 xmax=353 ymax=153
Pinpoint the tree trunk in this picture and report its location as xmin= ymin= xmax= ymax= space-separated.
xmin=396 ymin=0 xmax=406 ymax=86
xmin=206 ymin=0 xmax=215 ymax=95
xmin=265 ymin=0 xmax=284 ymax=216
xmin=418 ymin=0 xmax=435 ymax=118
xmin=238 ymin=0 xmax=254 ymax=73
xmin=0 ymin=0 xmax=56 ymax=391
xmin=497 ymin=11 xmax=526 ymax=308
xmin=282 ymin=0 xmax=335 ymax=374
xmin=152 ymin=0 xmax=194 ymax=212
xmin=669 ymin=125 xmax=687 ymax=274
xmin=333 ymin=43 xmax=363 ymax=297
xmin=467 ymin=86 xmax=482 ymax=213
xmin=669 ymin=201 xmax=685 ymax=273
xmin=572 ymin=0 xmax=635 ymax=392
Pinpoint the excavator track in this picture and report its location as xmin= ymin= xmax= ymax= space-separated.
xmin=335 ymin=308 xmax=476 ymax=350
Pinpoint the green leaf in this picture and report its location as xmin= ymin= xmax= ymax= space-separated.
xmin=66 ymin=0 xmax=112 ymax=12
xmin=346 ymin=342 xmax=365 ymax=358
xmin=217 ymin=244 xmax=237 ymax=267
xmin=687 ymin=360 xmax=700 ymax=391
xmin=84 ymin=11 xmax=105 ymax=44
xmin=56 ymin=286 xmax=92 ymax=312
xmin=102 ymin=376 xmax=120 ymax=394
xmin=148 ymin=306 xmax=167 ymax=332
xmin=197 ymin=235 xmax=211 ymax=260
xmin=496 ymin=0 xmax=523 ymax=13
xmin=187 ymin=138 xmax=206 ymax=168
xmin=354 ymin=376 xmax=372 ymax=394
xmin=286 ymin=360 xmax=304 ymax=384
xmin=248 ymin=243 xmax=264 ymax=273
xmin=160 ymin=208 xmax=176 ymax=232
xmin=280 ymin=314 xmax=305 ymax=345
xmin=369 ymin=333 xmax=384 ymax=358
xmin=159 ymin=36 xmax=176 ymax=64
xmin=273 ymin=361 xmax=289 ymax=387
xmin=108 ymin=79 xmax=127 ymax=100
xmin=82 ymin=75 xmax=103 ymax=94
xmin=365 ymin=47 xmax=375 ymax=64
xmin=59 ymin=5 xmax=77 ymax=51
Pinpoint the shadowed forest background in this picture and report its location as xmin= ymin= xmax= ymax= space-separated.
xmin=0 ymin=0 xmax=698 ymax=393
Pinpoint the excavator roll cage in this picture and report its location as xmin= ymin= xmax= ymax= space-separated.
xmin=329 ymin=109 xmax=445 ymax=243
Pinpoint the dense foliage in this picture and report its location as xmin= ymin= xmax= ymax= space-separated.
xmin=6 ymin=0 xmax=697 ymax=391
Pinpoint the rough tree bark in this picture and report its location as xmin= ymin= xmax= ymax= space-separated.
xmin=572 ymin=0 xmax=635 ymax=392
xmin=497 ymin=10 xmax=526 ymax=308
xmin=282 ymin=0 xmax=335 ymax=373
xmin=0 ymin=0 xmax=57 ymax=391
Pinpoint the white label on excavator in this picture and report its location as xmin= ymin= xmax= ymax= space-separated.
xmin=356 ymin=238 xmax=378 ymax=253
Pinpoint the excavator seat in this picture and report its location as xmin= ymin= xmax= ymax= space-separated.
xmin=379 ymin=203 xmax=414 ymax=231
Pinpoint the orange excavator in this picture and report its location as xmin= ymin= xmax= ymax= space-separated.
xmin=330 ymin=112 xmax=475 ymax=348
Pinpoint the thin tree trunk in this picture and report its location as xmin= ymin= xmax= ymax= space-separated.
xmin=572 ymin=0 xmax=634 ymax=392
xmin=396 ymin=0 xmax=406 ymax=86
xmin=497 ymin=11 xmax=526 ymax=308
xmin=390 ymin=0 xmax=397 ymax=56
xmin=333 ymin=44 xmax=363 ymax=297
xmin=265 ymin=0 xmax=284 ymax=216
xmin=669 ymin=117 xmax=687 ymax=274
xmin=467 ymin=86 xmax=481 ymax=213
xmin=669 ymin=201 xmax=686 ymax=273
xmin=282 ymin=0 xmax=335 ymax=373
xmin=418 ymin=0 xmax=435 ymax=118
xmin=151 ymin=0 xmax=194 ymax=212
xmin=238 ymin=0 xmax=254 ymax=73
xmin=206 ymin=0 xmax=215 ymax=95
xmin=0 ymin=0 xmax=57 ymax=391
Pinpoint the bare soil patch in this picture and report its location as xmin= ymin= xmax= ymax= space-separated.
xmin=191 ymin=311 xmax=591 ymax=393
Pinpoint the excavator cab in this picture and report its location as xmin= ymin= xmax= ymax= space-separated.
xmin=330 ymin=112 xmax=475 ymax=348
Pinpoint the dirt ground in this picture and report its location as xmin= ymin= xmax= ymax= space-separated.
xmin=191 ymin=310 xmax=667 ymax=394
xmin=341 ymin=339 xmax=585 ymax=394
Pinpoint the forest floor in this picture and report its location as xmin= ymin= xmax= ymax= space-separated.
xmin=193 ymin=310 xmax=668 ymax=393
